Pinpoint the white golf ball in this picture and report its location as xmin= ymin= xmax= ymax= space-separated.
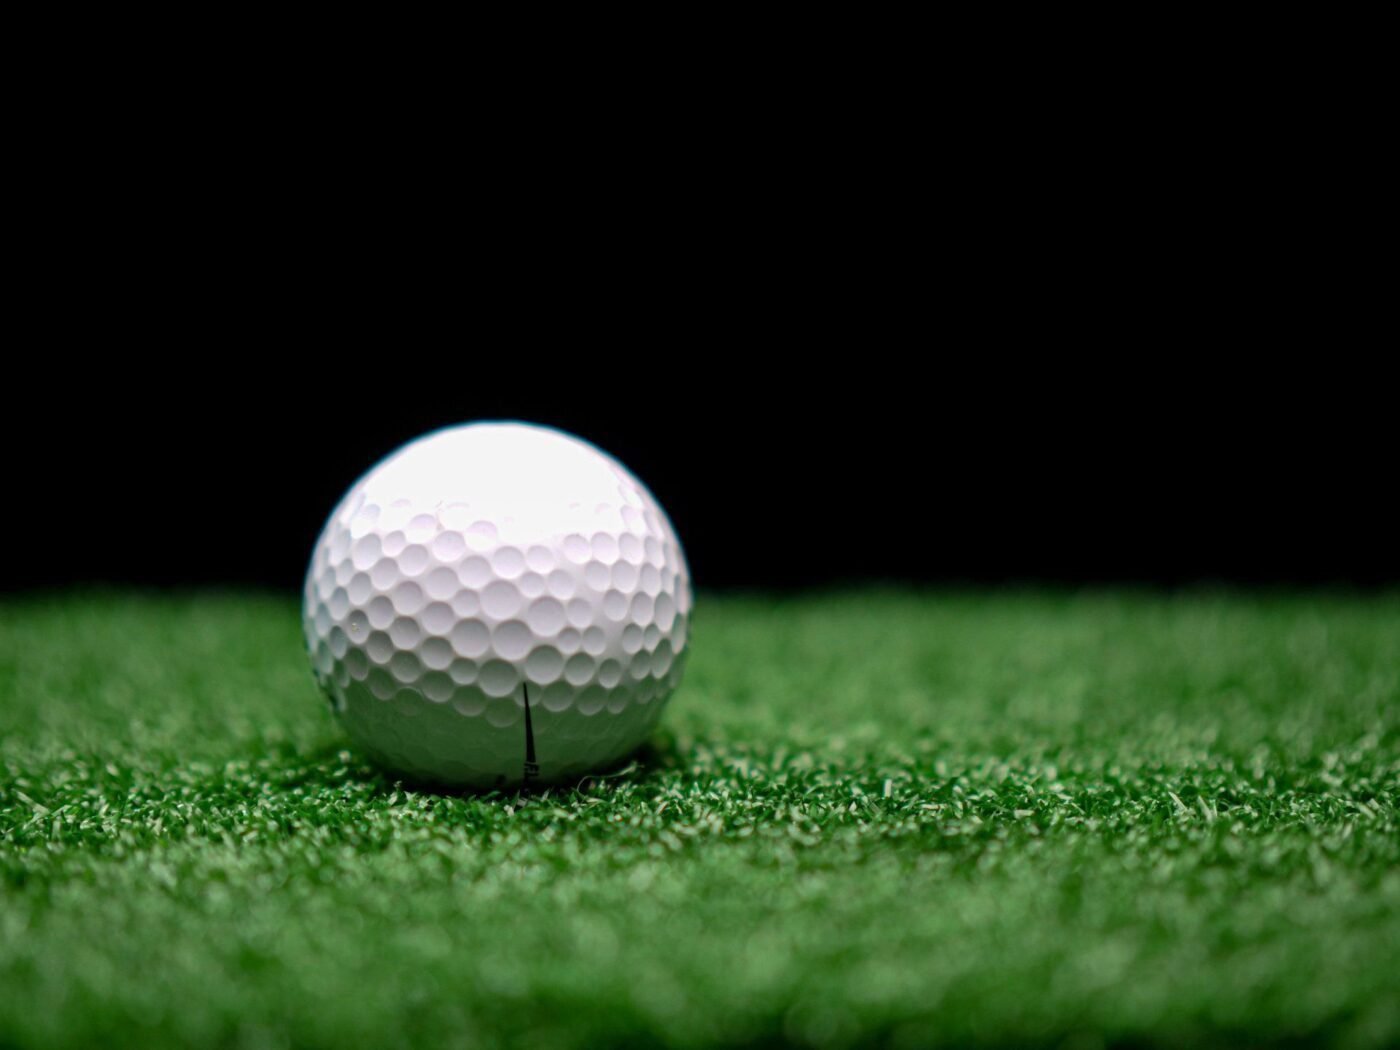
xmin=303 ymin=422 xmax=692 ymax=787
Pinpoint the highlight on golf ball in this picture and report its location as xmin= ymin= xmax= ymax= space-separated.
xmin=303 ymin=421 xmax=692 ymax=787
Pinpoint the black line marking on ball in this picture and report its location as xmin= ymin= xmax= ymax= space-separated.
xmin=522 ymin=681 xmax=540 ymax=783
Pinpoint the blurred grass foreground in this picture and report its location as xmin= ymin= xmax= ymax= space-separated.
xmin=2 ymin=590 xmax=1398 ymax=1049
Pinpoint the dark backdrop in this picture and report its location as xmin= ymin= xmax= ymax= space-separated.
xmin=5 ymin=345 xmax=1394 ymax=592
xmin=7 ymin=64 xmax=1391 ymax=593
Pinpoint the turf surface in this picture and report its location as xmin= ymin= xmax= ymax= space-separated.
xmin=1 ymin=590 xmax=1398 ymax=1049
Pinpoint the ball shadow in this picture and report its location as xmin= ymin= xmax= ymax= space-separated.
xmin=323 ymin=731 xmax=686 ymax=801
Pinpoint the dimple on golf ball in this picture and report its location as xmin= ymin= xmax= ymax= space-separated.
xmin=303 ymin=422 xmax=692 ymax=787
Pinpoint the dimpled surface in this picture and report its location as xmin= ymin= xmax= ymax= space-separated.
xmin=303 ymin=422 xmax=692 ymax=787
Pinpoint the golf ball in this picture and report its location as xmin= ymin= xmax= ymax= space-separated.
xmin=303 ymin=422 xmax=692 ymax=787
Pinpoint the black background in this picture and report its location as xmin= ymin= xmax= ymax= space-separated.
xmin=5 ymin=109 xmax=1392 ymax=594
xmin=6 ymin=32 xmax=1392 ymax=593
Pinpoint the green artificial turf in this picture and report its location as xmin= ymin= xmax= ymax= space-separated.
xmin=1 ymin=590 xmax=1398 ymax=1050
